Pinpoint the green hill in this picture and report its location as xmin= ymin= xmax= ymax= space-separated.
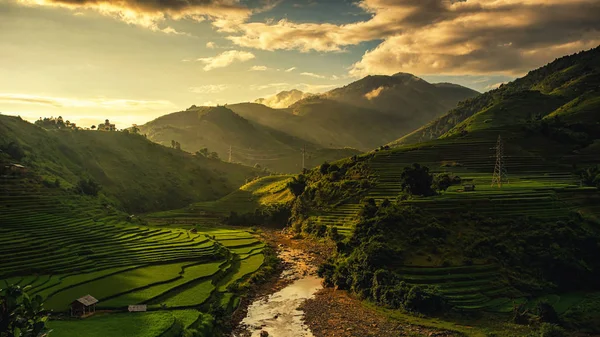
xmin=0 ymin=114 xmax=261 ymax=213
xmin=281 ymin=47 xmax=600 ymax=332
xmin=138 ymin=105 xmax=361 ymax=173
xmin=393 ymin=46 xmax=600 ymax=146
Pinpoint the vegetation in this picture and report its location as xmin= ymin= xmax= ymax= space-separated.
xmin=0 ymin=285 xmax=51 ymax=337
xmin=0 ymin=115 xmax=261 ymax=212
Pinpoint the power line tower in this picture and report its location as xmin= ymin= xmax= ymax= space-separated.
xmin=228 ymin=145 xmax=232 ymax=163
xmin=301 ymin=145 xmax=306 ymax=171
xmin=491 ymin=135 xmax=509 ymax=187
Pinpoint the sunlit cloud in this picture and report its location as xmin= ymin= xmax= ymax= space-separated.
xmin=285 ymin=67 xmax=296 ymax=72
xmin=196 ymin=50 xmax=255 ymax=71
xmin=206 ymin=41 xmax=217 ymax=48
xmin=15 ymin=0 xmax=252 ymax=33
xmin=189 ymin=85 xmax=228 ymax=94
xmin=249 ymin=65 xmax=268 ymax=71
xmin=364 ymin=86 xmax=386 ymax=100
xmin=223 ymin=0 xmax=600 ymax=76
xmin=0 ymin=93 xmax=176 ymax=110
xmin=300 ymin=72 xmax=325 ymax=79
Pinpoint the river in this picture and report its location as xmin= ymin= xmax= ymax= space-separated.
xmin=234 ymin=247 xmax=323 ymax=337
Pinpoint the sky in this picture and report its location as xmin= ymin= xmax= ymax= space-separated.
xmin=0 ymin=0 xmax=598 ymax=128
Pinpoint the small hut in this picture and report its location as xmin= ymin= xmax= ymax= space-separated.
xmin=128 ymin=305 xmax=147 ymax=312
xmin=463 ymin=184 xmax=476 ymax=192
xmin=4 ymin=163 xmax=27 ymax=175
xmin=70 ymin=295 xmax=98 ymax=317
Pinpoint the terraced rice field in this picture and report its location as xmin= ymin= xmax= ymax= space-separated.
xmin=306 ymin=132 xmax=598 ymax=313
xmin=0 ymin=178 xmax=267 ymax=336
xmin=146 ymin=175 xmax=293 ymax=227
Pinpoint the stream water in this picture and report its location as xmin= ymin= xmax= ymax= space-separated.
xmin=234 ymin=248 xmax=323 ymax=337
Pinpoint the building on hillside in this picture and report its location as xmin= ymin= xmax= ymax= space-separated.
xmin=128 ymin=305 xmax=147 ymax=312
xmin=463 ymin=184 xmax=476 ymax=192
xmin=70 ymin=295 xmax=98 ymax=317
xmin=3 ymin=163 xmax=27 ymax=176
xmin=97 ymin=119 xmax=116 ymax=131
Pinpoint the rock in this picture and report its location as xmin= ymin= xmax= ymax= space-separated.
xmin=260 ymin=331 xmax=269 ymax=337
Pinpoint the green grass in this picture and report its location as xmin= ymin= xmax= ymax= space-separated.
xmin=48 ymin=310 xmax=199 ymax=337
xmin=217 ymin=254 xmax=265 ymax=292
xmin=161 ymin=278 xmax=215 ymax=307
xmin=44 ymin=263 xmax=190 ymax=311
xmin=101 ymin=261 xmax=224 ymax=308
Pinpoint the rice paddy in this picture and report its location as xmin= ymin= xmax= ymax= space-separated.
xmin=0 ymin=177 xmax=267 ymax=336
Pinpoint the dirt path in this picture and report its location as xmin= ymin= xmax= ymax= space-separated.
xmin=232 ymin=230 xmax=456 ymax=337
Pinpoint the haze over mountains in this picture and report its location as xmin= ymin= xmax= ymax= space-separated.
xmin=139 ymin=73 xmax=478 ymax=172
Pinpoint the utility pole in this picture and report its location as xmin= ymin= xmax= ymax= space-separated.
xmin=228 ymin=145 xmax=232 ymax=163
xmin=491 ymin=135 xmax=509 ymax=187
xmin=301 ymin=145 xmax=306 ymax=171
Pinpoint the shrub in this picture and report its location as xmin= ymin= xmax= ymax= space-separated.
xmin=400 ymin=163 xmax=435 ymax=196
xmin=76 ymin=177 xmax=101 ymax=196
xmin=539 ymin=323 xmax=567 ymax=337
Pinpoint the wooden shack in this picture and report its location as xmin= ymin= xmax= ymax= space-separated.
xmin=3 ymin=163 xmax=27 ymax=176
xmin=128 ymin=304 xmax=147 ymax=312
xmin=70 ymin=295 xmax=98 ymax=317
xmin=463 ymin=184 xmax=476 ymax=192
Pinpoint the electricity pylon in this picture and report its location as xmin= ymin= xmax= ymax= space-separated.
xmin=491 ymin=135 xmax=509 ymax=187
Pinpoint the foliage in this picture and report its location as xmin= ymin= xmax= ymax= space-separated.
xmin=576 ymin=165 xmax=600 ymax=188
xmin=432 ymin=173 xmax=461 ymax=192
xmin=399 ymin=164 xmax=435 ymax=196
xmin=1 ymin=142 xmax=25 ymax=161
xmin=538 ymin=323 xmax=567 ymax=337
xmin=286 ymin=175 xmax=307 ymax=197
xmin=75 ymin=178 xmax=101 ymax=196
xmin=0 ymin=285 xmax=50 ymax=337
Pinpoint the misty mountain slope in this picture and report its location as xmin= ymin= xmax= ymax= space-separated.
xmin=0 ymin=114 xmax=260 ymax=212
xmin=138 ymin=105 xmax=361 ymax=173
xmin=393 ymin=46 xmax=600 ymax=146
xmin=254 ymin=89 xmax=313 ymax=108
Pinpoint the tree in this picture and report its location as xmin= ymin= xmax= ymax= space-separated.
xmin=91 ymin=125 xmax=96 ymax=130
xmin=3 ymin=142 xmax=25 ymax=161
xmin=577 ymin=165 xmax=600 ymax=188
xmin=0 ymin=285 xmax=51 ymax=337
xmin=131 ymin=124 xmax=139 ymax=134
xmin=175 ymin=142 xmax=181 ymax=150
xmin=76 ymin=178 xmax=101 ymax=196
xmin=319 ymin=162 xmax=330 ymax=175
xmin=287 ymin=175 xmax=306 ymax=197
xmin=208 ymin=152 xmax=219 ymax=159
xmin=171 ymin=140 xmax=176 ymax=148
xmin=399 ymin=164 xmax=435 ymax=196
xmin=432 ymin=173 xmax=453 ymax=193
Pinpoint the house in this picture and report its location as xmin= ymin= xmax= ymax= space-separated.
xmin=97 ymin=119 xmax=116 ymax=131
xmin=3 ymin=163 xmax=27 ymax=176
xmin=463 ymin=184 xmax=476 ymax=192
xmin=70 ymin=295 xmax=98 ymax=317
xmin=128 ymin=305 xmax=147 ymax=312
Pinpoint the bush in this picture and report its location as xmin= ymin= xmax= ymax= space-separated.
xmin=76 ymin=178 xmax=101 ymax=196
xmin=400 ymin=163 xmax=435 ymax=196
xmin=539 ymin=323 xmax=567 ymax=337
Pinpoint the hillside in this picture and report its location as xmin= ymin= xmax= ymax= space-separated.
xmin=254 ymin=89 xmax=313 ymax=108
xmin=138 ymin=105 xmax=361 ymax=173
xmin=394 ymin=46 xmax=600 ymax=146
xmin=0 ymin=114 xmax=261 ymax=212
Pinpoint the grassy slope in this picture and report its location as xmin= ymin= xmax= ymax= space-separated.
xmin=138 ymin=105 xmax=361 ymax=173
xmin=146 ymin=174 xmax=294 ymax=224
xmin=394 ymin=46 xmax=600 ymax=146
xmin=0 ymin=114 xmax=260 ymax=212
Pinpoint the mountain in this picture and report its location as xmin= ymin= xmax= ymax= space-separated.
xmin=393 ymin=46 xmax=600 ymax=146
xmin=138 ymin=105 xmax=361 ymax=173
xmin=0 ymin=114 xmax=261 ymax=212
xmin=138 ymin=73 xmax=477 ymax=171
xmin=254 ymin=89 xmax=313 ymax=108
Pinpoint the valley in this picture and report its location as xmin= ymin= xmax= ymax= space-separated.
xmin=2 ymin=45 xmax=600 ymax=337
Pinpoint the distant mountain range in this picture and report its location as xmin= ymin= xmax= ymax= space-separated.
xmin=138 ymin=73 xmax=479 ymax=172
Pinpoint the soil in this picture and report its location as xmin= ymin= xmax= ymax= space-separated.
xmin=231 ymin=229 xmax=456 ymax=337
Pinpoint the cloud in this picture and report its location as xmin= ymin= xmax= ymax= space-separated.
xmin=364 ymin=86 xmax=386 ymax=100
xmin=0 ymin=93 xmax=175 ymax=110
xmin=223 ymin=0 xmax=600 ymax=76
xmin=15 ymin=0 xmax=252 ymax=33
xmin=249 ymin=65 xmax=268 ymax=71
xmin=255 ymin=89 xmax=312 ymax=108
xmin=189 ymin=85 xmax=228 ymax=93
xmin=484 ymin=82 xmax=508 ymax=91
xmin=196 ymin=50 xmax=255 ymax=71
xmin=206 ymin=41 xmax=216 ymax=48
xmin=300 ymin=72 xmax=325 ymax=79
xmin=285 ymin=67 xmax=297 ymax=72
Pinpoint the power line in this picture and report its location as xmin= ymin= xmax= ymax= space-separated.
xmin=491 ymin=135 xmax=509 ymax=187
xmin=228 ymin=145 xmax=232 ymax=163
